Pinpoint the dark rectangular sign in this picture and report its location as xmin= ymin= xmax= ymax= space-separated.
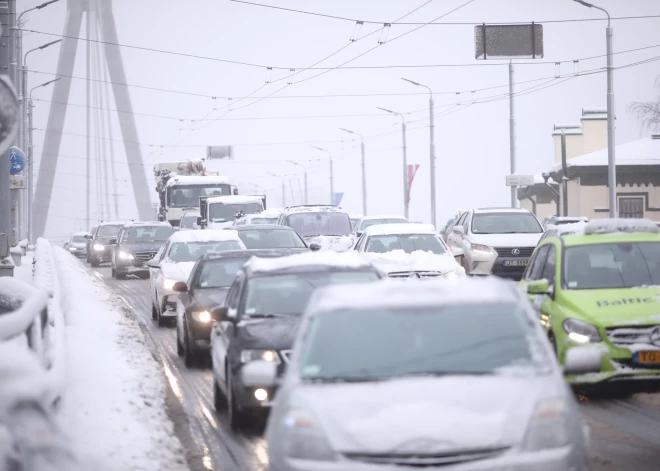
xmin=475 ymin=23 xmax=544 ymax=60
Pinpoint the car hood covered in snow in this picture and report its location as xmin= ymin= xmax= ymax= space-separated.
xmin=303 ymin=235 xmax=354 ymax=252
xmin=294 ymin=375 xmax=555 ymax=454
xmin=365 ymin=250 xmax=464 ymax=276
xmin=468 ymin=232 xmax=543 ymax=248
xmin=161 ymin=261 xmax=196 ymax=282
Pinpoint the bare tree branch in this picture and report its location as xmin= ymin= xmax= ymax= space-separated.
xmin=627 ymin=75 xmax=660 ymax=133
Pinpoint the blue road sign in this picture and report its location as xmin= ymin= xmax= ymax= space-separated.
xmin=334 ymin=192 xmax=344 ymax=205
xmin=9 ymin=146 xmax=25 ymax=175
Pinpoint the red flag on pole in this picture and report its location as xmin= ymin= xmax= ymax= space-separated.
xmin=407 ymin=164 xmax=420 ymax=204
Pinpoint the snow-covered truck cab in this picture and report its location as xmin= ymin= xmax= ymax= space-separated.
xmin=198 ymin=194 xmax=266 ymax=229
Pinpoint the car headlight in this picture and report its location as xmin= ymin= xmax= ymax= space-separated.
xmin=522 ymin=398 xmax=569 ymax=451
xmin=162 ymin=277 xmax=176 ymax=290
xmin=118 ymin=251 xmax=134 ymax=260
xmin=192 ymin=311 xmax=212 ymax=323
xmin=470 ymin=243 xmax=496 ymax=255
xmin=282 ymin=409 xmax=336 ymax=461
xmin=93 ymin=243 xmax=104 ymax=251
xmin=563 ymin=318 xmax=602 ymax=343
xmin=69 ymin=247 xmax=77 ymax=252
xmin=240 ymin=349 xmax=281 ymax=364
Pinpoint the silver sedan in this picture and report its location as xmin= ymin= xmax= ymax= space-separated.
xmin=244 ymin=277 xmax=599 ymax=471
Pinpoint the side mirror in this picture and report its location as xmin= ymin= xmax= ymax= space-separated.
xmin=211 ymin=305 xmax=232 ymax=322
xmin=109 ymin=237 xmax=117 ymax=245
xmin=84 ymin=234 xmax=91 ymax=239
xmin=309 ymin=242 xmax=321 ymax=251
xmin=453 ymin=225 xmax=465 ymax=235
xmin=527 ymin=278 xmax=551 ymax=295
xmin=146 ymin=259 xmax=160 ymax=268
xmin=196 ymin=217 xmax=203 ymax=226
xmin=172 ymin=281 xmax=188 ymax=292
xmin=563 ymin=346 xmax=603 ymax=375
xmin=241 ymin=360 xmax=278 ymax=388
xmin=356 ymin=231 xmax=363 ymax=237
xmin=233 ymin=188 xmax=239 ymax=195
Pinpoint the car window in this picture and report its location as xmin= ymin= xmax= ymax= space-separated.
xmin=471 ymin=212 xmax=542 ymax=234
xmin=286 ymin=212 xmax=352 ymax=237
xmin=526 ymin=245 xmax=549 ymax=281
xmin=121 ymin=226 xmax=173 ymax=242
xmin=197 ymin=258 xmax=249 ymax=288
xmin=365 ymin=234 xmax=447 ymax=255
xmin=227 ymin=273 xmax=244 ymax=310
xmin=541 ymin=245 xmax=556 ymax=287
xmin=180 ymin=214 xmax=199 ymax=229
xmin=237 ymin=229 xmax=306 ymax=249
xmin=97 ymin=225 xmax=123 ymax=237
xmin=156 ymin=242 xmax=169 ymax=262
xmin=166 ymin=240 xmax=244 ymax=263
xmin=462 ymin=213 xmax=470 ymax=232
xmin=71 ymin=235 xmax=86 ymax=243
xmin=455 ymin=213 xmax=466 ymax=228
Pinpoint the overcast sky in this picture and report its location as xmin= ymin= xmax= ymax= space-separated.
xmin=21 ymin=0 xmax=660 ymax=237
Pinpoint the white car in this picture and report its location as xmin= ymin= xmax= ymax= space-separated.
xmin=147 ymin=230 xmax=246 ymax=326
xmin=233 ymin=212 xmax=280 ymax=226
xmin=352 ymin=215 xmax=409 ymax=237
xmin=446 ymin=208 xmax=544 ymax=280
xmin=203 ymin=195 xmax=265 ymax=229
xmin=253 ymin=277 xmax=596 ymax=471
xmin=353 ymin=223 xmax=465 ymax=279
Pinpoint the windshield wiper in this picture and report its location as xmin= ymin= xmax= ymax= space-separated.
xmin=245 ymin=313 xmax=287 ymax=318
xmin=392 ymin=371 xmax=490 ymax=378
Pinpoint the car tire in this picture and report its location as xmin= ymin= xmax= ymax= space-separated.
xmin=156 ymin=303 xmax=168 ymax=327
xmin=227 ymin=370 xmax=247 ymax=430
xmin=116 ymin=270 xmax=126 ymax=280
xmin=111 ymin=267 xmax=116 ymax=278
xmin=213 ymin=379 xmax=226 ymax=412
xmin=90 ymin=256 xmax=100 ymax=268
xmin=151 ymin=304 xmax=158 ymax=321
xmin=176 ymin=328 xmax=184 ymax=356
xmin=183 ymin=325 xmax=197 ymax=368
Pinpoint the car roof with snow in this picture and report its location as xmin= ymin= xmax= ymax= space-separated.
xmin=244 ymin=251 xmax=377 ymax=276
xmin=472 ymin=207 xmax=533 ymax=214
xmin=363 ymin=223 xmax=437 ymax=236
xmin=73 ymin=231 xmax=89 ymax=236
xmin=168 ymin=229 xmax=242 ymax=244
xmin=200 ymin=248 xmax=296 ymax=261
xmin=359 ymin=215 xmax=409 ymax=221
xmin=165 ymin=175 xmax=230 ymax=187
xmin=559 ymin=218 xmax=660 ymax=247
xmin=206 ymin=195 xmax=264 ymax=205
xmin=122 ymin=221 xmax=172 ymax=229
xmin=97 ymin=220 xmax=132 ymax=226
xmin=225 ymin=224 xmax=295 ymax=232
xmin=260 ymin=208 xmax=283 ymax=216
xmin=281 ymin=204 xmax=347 ymax=215
xmin=309 ymin=276 xmax=523 ymax=313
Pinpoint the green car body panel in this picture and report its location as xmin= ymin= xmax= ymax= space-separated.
xmin=519 ymin=232 xmax=660 ymax=386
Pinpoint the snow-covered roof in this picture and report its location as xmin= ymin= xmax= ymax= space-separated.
xmin=364 ymin=223 xmax=436 ymax=236
xmin=260 ymin=208 xmax=283 ymax=217
xmin=550 ymin=136 xmax=660 ymax=172
xmin=98 ymin=220 xmax=132 ymax=226
xmin=207 ymin=195 xmax=264 ymax=205
xmin=245 ymin=251 xmax=372 ymax=274
xmin=168 ymin=229 xmax=242 ymax=243
xmin=551 ymin=128 xmax=583 ymax=136
xmin=365 ymin=250 xmax=463 ymax=276
xmin=359 ymin=215 xmax=409 ymax=222
xmin=285 ymin=205 xmax=346 ymax=214
xmin=473 ymin=207 xmax=532 ymax=214
xmin=310 ymin=277 xmax=521 ymax=312
xmin=123 ymin=221 xmax=172 ymax=228
xmin=165 ymin=175 xmax=230 ymax=187
xmin=581 ymin=107 xmax=607 ymax=120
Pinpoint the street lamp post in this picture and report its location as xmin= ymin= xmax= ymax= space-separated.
xmin=402 ymin=78 xmax=436 ymax=227
xmin=377 ymin=107 xmax=409 ymax=219
xmin=339 ymin=128 xmax=367 ymax=215
xmin=267 ymin=172 xmax=287 ymax=207
xmin=311 ymin=146 xmax=334 ymax=205
xmin=28 ymin=78 xmax=60 ymax=243
xmin=287 ymin=160 xmax=308 ymax=204
xmin=573 ymin=0 xmax=616 ymax=218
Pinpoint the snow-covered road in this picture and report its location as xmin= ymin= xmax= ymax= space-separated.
xmin=86 ymin=263 xmax=269 ymax=471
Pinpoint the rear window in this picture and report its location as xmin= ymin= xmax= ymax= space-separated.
xmin=471 ymin=213 xmax=542 ymax=234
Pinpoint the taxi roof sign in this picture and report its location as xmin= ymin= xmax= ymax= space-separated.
xmin=583 ymin=218 xmax=660 ymax=236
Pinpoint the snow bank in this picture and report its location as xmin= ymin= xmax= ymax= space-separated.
xmin=53 ymin=246 xmax=187 ymax=470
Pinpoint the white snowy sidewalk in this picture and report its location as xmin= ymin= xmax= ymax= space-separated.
xmin=47 ymin=246 xmax=188 ymax=470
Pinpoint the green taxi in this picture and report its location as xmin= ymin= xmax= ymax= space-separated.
xmin=519 ymin=219 xmax=660 ymax=390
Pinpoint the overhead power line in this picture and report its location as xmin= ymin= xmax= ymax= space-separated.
xmin=229 ymin=2 xmax=660 ymax=26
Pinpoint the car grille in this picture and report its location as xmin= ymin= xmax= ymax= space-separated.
xmin=605 ymin=326 xmax=660 ymax=348
xmin=493 ymin=247 xmax=535 ymax=257
xmin=135 ymin=251 xmax=158 ymax=262
xmin=345 ymin=446 xmax=509 ymax=467
xmin=280 ymin=350 xmax=292 ymax=363
xmin=388 ymin=271 xmax=442 ymax=278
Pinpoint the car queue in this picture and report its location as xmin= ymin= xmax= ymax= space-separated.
xmin=66 ymin=205 xmax=660 ymax=470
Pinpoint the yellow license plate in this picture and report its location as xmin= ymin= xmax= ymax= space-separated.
xmin=635 ymin=351 xmax=660 ymax=364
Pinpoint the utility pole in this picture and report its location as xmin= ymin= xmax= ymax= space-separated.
xmin=378 ymin=107 xmax=408 ymax=219
xmin=287 ymin=160 xmax=307 ymax=204
xmin=339 ymin=128 xmax=367 ymax=214
xmin=8 ymin=0 xmax=17 ymax=245
xmin=509 ymin=61 xmax=517 ymax=208
xmin=560 ymin=131 xmax=568 ymax=216
xmin=85 ymin=0 xmax=91 ymax=230
xmin=0 ymin=1 xmax=13 ymax=256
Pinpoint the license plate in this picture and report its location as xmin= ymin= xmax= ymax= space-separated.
xmin=634 ymin=351 xmax=660 ymax=365
xmin=503 ymin=260 xmax=528 ymax=267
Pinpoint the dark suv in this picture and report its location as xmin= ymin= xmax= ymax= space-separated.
xmin=209 ymin=251 xmax=384 ymax=429
xmin=110 ymin=222 xmax=174 ymax=279
xmin=86 ymin=221 xmax=127 ymax=267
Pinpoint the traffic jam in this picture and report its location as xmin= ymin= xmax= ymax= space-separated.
xmin=65 ymin=182 xmax=660 ymax=470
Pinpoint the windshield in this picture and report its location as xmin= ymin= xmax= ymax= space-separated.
xmin=565 ymin=242 xmax=660 ymax=290
xmin=244 ymin=271 xmax=379 ymax=317
xmin=360 ymin=218 xmax=408 ymax=230
xmin=471 ymin=212 xmax=542 ymax=234
xmin=180 ymin=214 xmax=200 ymax=229
xmin=197 ymin=258 xmax=248 ymax=288
xmin=71 ymin=235 xmax=86 ymax=243
xmin=249 ymin=217 xmax=278 ymax=225
xmin=166 ymin=240 xmax=243 ymax=263
xmin=365 ymin=234 xmax=447 ymax=255
xmin=120 ymin=226 xmax=173 ymax=243
xmin=209 ymin=202 xmax=262 ymax=223
xmin=167 ymin=184 xmax=231 ymax=208
xmin=237 ymin=229 xmax=307 ymax=249
xmin=299 ymin=304 xmax=539 ymax=382
xmin=287 ymin=212 xmax=352 ymax=237
xmin=97 ymin=225 xmax=122 ymax=237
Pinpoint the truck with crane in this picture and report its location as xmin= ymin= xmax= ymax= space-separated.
xmin=153 ymin=160 xmax=238 ymax=227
